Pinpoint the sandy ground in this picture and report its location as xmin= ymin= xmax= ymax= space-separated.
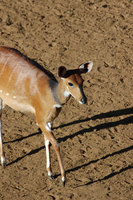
xmin=0 ymin=0 xmax=133 ymax=199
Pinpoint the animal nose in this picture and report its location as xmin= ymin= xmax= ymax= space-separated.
xmin=80 ymin=96 xmax=87 ymax=104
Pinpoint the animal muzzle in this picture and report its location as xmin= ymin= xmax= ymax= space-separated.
xmin=79 ymin=95 xmax=87 ymax=104
xmin=79 ymin=85 xmax=87 ymax=104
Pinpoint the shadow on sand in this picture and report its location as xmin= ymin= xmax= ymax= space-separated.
xmin=5 ymin=107 xmax=133 ymax=184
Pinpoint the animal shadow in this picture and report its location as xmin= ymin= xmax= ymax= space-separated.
xmin=5 ymin=107 xmax=133 ymax=181
xmin=57 ymin=107 xmax=133 ymax=142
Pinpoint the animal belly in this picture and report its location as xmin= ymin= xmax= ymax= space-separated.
xmin=8 ymin=100 xmax=35 ymax=113
xmin=0 ymin=93 xmax=35 ymax=113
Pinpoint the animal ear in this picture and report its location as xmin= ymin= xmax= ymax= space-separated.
xmin=58 ymin=66 xmax=67 ymax=78
xmin=79 ymin=61 xmax=93 ymax=73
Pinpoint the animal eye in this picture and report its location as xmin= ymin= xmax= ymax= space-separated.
xmin=68 ymin=82 xmax=74 ymax=87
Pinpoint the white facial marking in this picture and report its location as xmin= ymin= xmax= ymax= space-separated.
xmin=64 ymin=90 xmax=70 ymax=97
xmin=6 ymin=93 xmax=9 ymax=96
xmin=53 ymin=104 xmax=62 ymax=108
xmin=0 ymin=90 xmax=2 ymax=93
xmin=13 ymin=96 xmax=16 ymax=99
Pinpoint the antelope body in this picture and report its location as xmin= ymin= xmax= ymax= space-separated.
xmin=0 ymin=46 xmax=93 ymax=185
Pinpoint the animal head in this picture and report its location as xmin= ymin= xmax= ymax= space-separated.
xmin=58 ymin=61 xmax=93 ymax=104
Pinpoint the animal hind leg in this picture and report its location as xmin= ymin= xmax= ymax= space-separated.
xmin=0 ymin=98 xmax=6 ymax=166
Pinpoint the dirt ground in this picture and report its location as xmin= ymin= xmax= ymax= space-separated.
xmin=0 ymin=0 xmax=133 ymax=199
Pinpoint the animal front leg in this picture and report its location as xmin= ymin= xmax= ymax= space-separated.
xmin=44 ymin=135 xmax=54 ymax=180
xmin=0 ymin=98 xmax=6 ymax=166
xmin=37 ymin=119 xmax=66 ymax=186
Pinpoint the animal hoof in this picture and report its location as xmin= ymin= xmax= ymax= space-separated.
xmin=48 ymin=175 xmax=55 ymax=180
xmin=1 ymin=156 xmax=6 ymax=167
xmin=62 ymin=176 xmax=66 ymax=187
xmin=48 ymin=172 xmax=55 ymax=180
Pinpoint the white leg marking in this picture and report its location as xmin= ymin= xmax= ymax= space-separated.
xmin=45 ymin=122 xmax=52 ymax=132
xmin=45 ymin=124 xmax=51 ymax=132
xmin=45 ymin=140 xmax=50 ymax=169
xmin=48 ymin=122 xmax=52 ymax=129
xmin=1 ymin=156 xmax=6 ymax=166
xmin=53 ymin=104 xmax=62 ymax=108
xmin=0 ymin=90 xmax=2 ymax=93
xmin=48 ymin=171 xmax=52 ymax=177
xmin=13 ymin=96 xmax=16 ymax=99
xmin=62 ymin=176 xmax=65 ymax=182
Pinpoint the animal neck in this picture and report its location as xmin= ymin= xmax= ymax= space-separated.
xmin=57 ymin=79 xmax=70 ymax=105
